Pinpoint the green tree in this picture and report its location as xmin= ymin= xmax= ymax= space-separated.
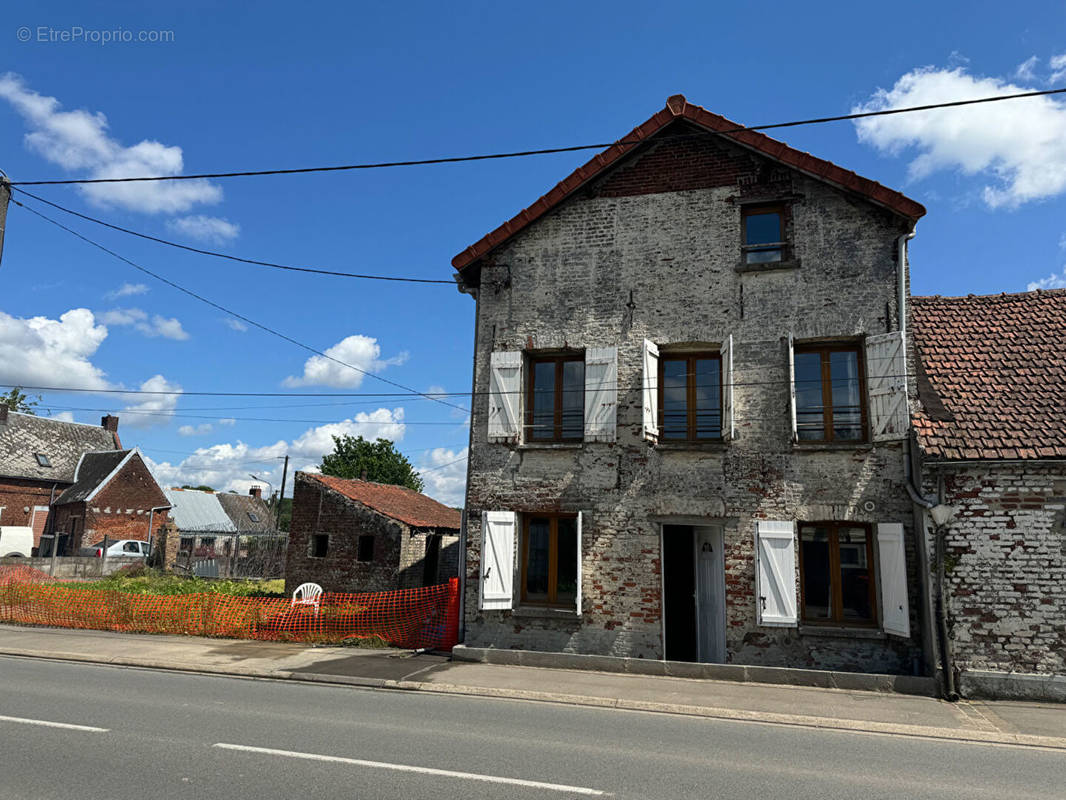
xmin=181 ymin=484 xmax=216 ymax=492
xmin=2 ymin=387 xmax=40 ymax=415
xmin=320 ymin=435 xmax=424 ymax=492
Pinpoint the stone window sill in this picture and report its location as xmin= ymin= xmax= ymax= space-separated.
xmin=517 ymin=443 xmax=584 ymax=451
xmin=792 ymin=442 xmax=874 ymax=452
xmin=799 ymin=625 xmax=886 ymax=640
xmin=513 ymin=605 xmax=581 ymax=620
xmin=654 ymin=441 xmax=728 ymax=452
xmin=735 ymin=259 xmax=801 ymax=275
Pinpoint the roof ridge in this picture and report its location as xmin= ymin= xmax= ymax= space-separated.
xmin=6 ymin=410 xmax=117 ymax=430
xmin=913 ymin=288 xmax=1066 ymax=303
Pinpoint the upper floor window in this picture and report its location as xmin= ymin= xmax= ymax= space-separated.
xmin=659 ymin=353 xmax=722 ymax=441
xmin=742 ymin=205 xmax=786 ymax=264
xmin=794 ymin=343 xmax=866 ymax=443
xmin=527 ymin=354 xmax=585 ymax=442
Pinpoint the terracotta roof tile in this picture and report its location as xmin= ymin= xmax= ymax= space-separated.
xmin=306 ymin=473 xmax=461 ymax=529
xmin=911 ymin=289 xmax=1066 ymax=461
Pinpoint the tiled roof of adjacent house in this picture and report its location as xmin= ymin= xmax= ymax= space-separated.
xmin=305 ymin=473 xmax=461 ymax=529
xmin=452 ymin=93 xmax=926 ymax=272
xmin=0 ymin=411 xmax=121 ymax=483
xmin=54 ymin=450 xmax=132 ymax=504
xmin=910 ymin=290 xmax=1066 ymax=460
xmin=216 ymin=492 xmax=279 ymax=534
xmin=164 ymin=488 xmax=237 ymax=533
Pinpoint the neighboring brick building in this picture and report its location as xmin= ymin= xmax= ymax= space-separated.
xmin=0 ymin=407 xmax=122 ymax=550
xmin=911 ymin=290 xmax=1066 ymax=700
xmin=285 ymin=472 xmax=461 ymax=594
xmin=453 ymin=95 xmax=929 ymax=673
xmin=51 ymin=448 xmax=170 ymax=552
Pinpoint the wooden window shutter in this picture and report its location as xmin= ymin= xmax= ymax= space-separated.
xmin=584 ymin=347 xmax=617 ymax=442
xmin=576 ymin=511 xmax=586 ymax=616
xmin=642 ymin=339 xmax=659 ymax=440
xmin=877 ymin=522 xmax=910 ymax=637
xmin=722 ymin=334 xmax=735 ymax=440
xmin=865 ymin=331 xmax=909 ymax=441
xmin=487 ymin=351 xmax=522 ymax=441
xmin=756 ymin=520 xmax=798 ymax=626
xmin=479 ymin=511 xmax=516 ymax=610
xmin=787 ymin=334 xmax=797 ymax=442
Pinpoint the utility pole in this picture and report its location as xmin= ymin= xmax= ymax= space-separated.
xmin=276 ymin=455 xmax=289 ymax=529
xmin=0 ymin=173 xmax=10 ymax=270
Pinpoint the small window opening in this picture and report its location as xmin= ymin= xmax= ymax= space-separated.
xmin=35 ymin=453 xmax=52 ymax=468
xmin=311 ymin=534 xmax=329 ymax=558
xmin=357 ymin=535 xmax=374 ymax=562
xmin=742 ymin=206 xmax=785 ymax=263
xmin=247 ymin=512 xmax=260 ymax=523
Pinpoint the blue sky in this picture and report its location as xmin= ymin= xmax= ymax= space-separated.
xmin=1 ymin=1 xmax=1064 ymax=504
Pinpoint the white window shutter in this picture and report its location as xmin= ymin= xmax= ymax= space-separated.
xmin=487 ymin=351 xmax=522 ymax=441
xmin=787 ymin=334 xmax=797 ymax=442
xmin=756 ymin=521 xmax=798 ymax=626
xmin=479 ymin=511 xmax=515 ymax=610
xmin=642 ymin=339 xmax=659 ymax=440
xmin=722 ymin=334 xmax=734 ymax=440
xmin=576 ymin=511 xmax=585 ymax=616
xmin=866 ymin=331 xmax=909 ymax=442
xmin=877 ymin=522 xmax=910 ymax=637
xmin=584 ymin=347 xmax=617 ymax=442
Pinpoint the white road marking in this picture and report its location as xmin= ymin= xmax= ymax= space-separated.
xmin=213 ymin=743 xmax=609 ymax=795
xmin=0 ymin=714 xmax=108 ymax=732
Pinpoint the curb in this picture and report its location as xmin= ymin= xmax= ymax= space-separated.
xmin=3 ymin=647 xmax=1064 ymax=752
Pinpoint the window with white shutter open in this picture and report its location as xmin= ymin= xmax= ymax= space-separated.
xmin=479 ymin=511 xmax=516 ymax=610
xmin=584 ymin=347 xmax=617 ymax=442
xmin=787 ymin=334 xmax=797 ymax=442
xmin=642 ymin=339 xmax=659 ymax=440
xmin=722 ymin=334 xmax=735 ymax=440
xmin=877 ymin=522 xmax=910 ymax=637
xmin=488 ymin=351 xmax=522 ymax=441
xmin=756 ymin=520 xmax=798 ymax=626
xmin=866 ymin=331 xmax=909 ymax=442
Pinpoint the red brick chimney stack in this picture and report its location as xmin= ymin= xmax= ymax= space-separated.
xmin=0 ymin=404 xmax=8 ymax=424
xmin=249 ymin=486 xmax=262 ymax=499
xmin=101 ymin=415 xmax=119 ymax=432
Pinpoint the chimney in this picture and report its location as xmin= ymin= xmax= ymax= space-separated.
xmin=101 ymin=414 xmax=119 ymax=432
xmin=0 ymin=404 xmax=8 ymax=425
xmin=249 ymin=486 xmax=262 ymax=499
xmin=360 ymin=469 xmax=368 ymax=481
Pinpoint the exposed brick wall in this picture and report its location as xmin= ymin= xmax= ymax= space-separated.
xmin=0 ymin=478 xmax=60 ymax=548
xmin=461 ymin=138 xmax=922 ymax=673
xmin=924 ymin=463 xmax=1066 ymax=676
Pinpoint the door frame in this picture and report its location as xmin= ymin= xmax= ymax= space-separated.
xmin=659 ymin=521 xmax=727 ymax=663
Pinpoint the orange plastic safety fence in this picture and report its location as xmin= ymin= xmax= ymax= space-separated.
xmin=0 ymin=569 xmax=460 ymax=650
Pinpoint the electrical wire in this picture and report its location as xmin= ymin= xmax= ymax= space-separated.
xmin=7 ymin=88 xmax=1064 ymax=186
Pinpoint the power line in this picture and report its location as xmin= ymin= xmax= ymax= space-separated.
xmin=40 ymin=405 xmax=468 ymax=425
xmin=9 ymin=197 xmax=469 ymax=413
xmin=7 ymin=87 xmax=1064 ymax=186
xmin=10 ymin=187 xmax=454 ymax=285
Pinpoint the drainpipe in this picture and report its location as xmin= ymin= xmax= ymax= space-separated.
xmin=897 ymin=229 xmax=915 ymax=335
xmin=932 ymin=510 xmax=959 ymax=701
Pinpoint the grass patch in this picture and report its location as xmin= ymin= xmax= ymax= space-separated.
xmin=71 ymin=568 xmax=286 ymax=598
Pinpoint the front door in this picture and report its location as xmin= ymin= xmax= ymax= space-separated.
xmin=694 ymin=526 xmax=726 ymax=663
xmin=662 ymin=524 xmax=726 ymax=663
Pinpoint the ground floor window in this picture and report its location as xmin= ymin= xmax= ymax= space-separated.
xmin=799 ymin=522 xmax=875 ymax=625
xmin=521 ymin=514 xmax=578 ymax=608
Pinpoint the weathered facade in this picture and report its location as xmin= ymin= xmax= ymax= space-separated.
xmin=455 ymin=95 xmax=928 ymax=673
xmin=911 ymin=291 xmax=1066 ymax=700
xmin=285 ymin=472 xmax=461 ymax=594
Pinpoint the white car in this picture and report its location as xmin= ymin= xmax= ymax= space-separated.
xmin=86 ymin=539 xmax=151 ymax=558
xmin=0 ymin=527 xmax=34 ymax=558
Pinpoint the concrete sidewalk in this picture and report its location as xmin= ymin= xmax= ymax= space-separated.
xmin=1 ymin=624 xmax=1062 ymax=749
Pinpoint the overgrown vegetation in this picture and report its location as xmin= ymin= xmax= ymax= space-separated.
xmin=320 ymin=435 xmax=424 ymax=491
xmin=71 ymin=567 xmax=285 ymax=597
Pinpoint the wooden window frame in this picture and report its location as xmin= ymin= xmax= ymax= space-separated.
xmin=657 ymin=352 xmax=723 ymax=441
xmin=794 ymin=342 xmax=868 ymax=443
xmin=798 ymin=521 xmax=877 ymax=627
xmin=520 ymin=513 xmax=578 ymax=608
xmin=741 ymin=204 xmax=787 ymax=263
xmin=526 ymin=353 xmax=585 ymax=443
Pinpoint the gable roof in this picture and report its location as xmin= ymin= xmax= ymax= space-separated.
xmin=216 ymin=492 xmax=279 ymax=534
xmin=911 ymin=289 xmax=1066 ymax=461
xmin=163 ymin=488 xmax=236 ymax=533
xmin=54 ymin=449 xmax=132 ymax=505
xmin=0 ymin=411 xmax=121 ymax=483
xmin=452 ymin=94 xmax=926 ymax=272
xmin=301 ymin=472 xmax=461 ymax=529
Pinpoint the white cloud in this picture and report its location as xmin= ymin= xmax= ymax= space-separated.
xmin=0 ymin=72 xmax=221 ymax=214
xmin=1027 ymin=268 xmax=1066 ymax=291
xmin=99 ymin=307 xmax=189 ymax=340
xmin=218 ymin=417 xmax=236 ymax=426
xmin=178 ymin=423 xmax=214 ymax=436
xmin=283 ymin=334 xmax=408 ymax=388
xmin=166 ymin=215 xmax=240 ymax=244
xmin=143 ymin=409 xmax=407 ymax=495
xmin=1014 ymin=56 xmax=1040 ymax=82
xmin=121 ymin=374 xmax=182 ymax=428
xmin=224 ymin=318 xmax=248 ymax=333
xmin=1051 ymin=53 xmax=1066 ymax=85
xmin=50 ymin=411 xmax=76 ymax=423
xmin=0 ymin=308 xmax=110 ymax=389
xmin=854 ymin=66 xmax=1066 ymax=208
xmin=105 ymin=282 xmax=149 ymax=300
xmin=417 ymin=447 xmax=468 ymax=507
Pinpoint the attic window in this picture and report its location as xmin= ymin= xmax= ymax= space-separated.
xmin=742 ymin=205 xmax=786 ymax=263
xmin=247 ymin=512 xmax=260 ymax=523
xmin=35 ymin=453 xmax=52 ymax=468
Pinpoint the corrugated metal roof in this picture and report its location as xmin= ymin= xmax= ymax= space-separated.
xmin=164 ymin=488 xmax=236 ymax=532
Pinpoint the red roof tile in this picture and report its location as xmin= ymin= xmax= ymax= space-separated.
xmin=452 ymin=94 xmax=926 ymax=271
xmin=307 ymin=473 xmax=461 ymax=529
xmin=911 ymin=290 xmax=1066 ymax=461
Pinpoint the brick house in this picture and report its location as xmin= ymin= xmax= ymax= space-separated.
xmin=285 ymin=472 xmax=461 ymax=594
xmin=453 ymin=95 xmax=930 ymax=673
xmin=911 ymin=290 xmax=1066 ymax=700
xmin=164 ymin=487 xmax=236 ymax=556
xmin=0 ymin=408 xmax=122 ymax=550
xmin=216 ymin=487 xmax=279 ymax=535
xmin=50 ymin=448 xmax=170 ymax=553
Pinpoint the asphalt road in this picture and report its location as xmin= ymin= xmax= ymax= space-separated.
xmin=0 ymin=656 xmax=1063 ymax=800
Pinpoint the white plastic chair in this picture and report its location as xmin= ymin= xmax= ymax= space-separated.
xmin=291 ymin=582 xmax=323 ymax=614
